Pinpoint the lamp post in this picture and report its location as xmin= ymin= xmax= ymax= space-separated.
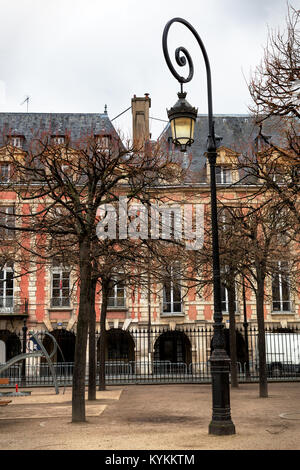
xmin=162 ymin=17 xmax=235 ymax=435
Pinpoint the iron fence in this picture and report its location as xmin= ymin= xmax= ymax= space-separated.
xmin=0 ymin=324 xmax=300 ymax=387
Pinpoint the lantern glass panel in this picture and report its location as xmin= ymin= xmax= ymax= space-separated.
xmin=171 ymin=117 xmax=194 ymax=146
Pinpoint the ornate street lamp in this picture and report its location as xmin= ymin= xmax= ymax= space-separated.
xmin=162 ymin=17 xmax=236 ymax=435
xmin=167 ymin=91 xmax=198 ymax=152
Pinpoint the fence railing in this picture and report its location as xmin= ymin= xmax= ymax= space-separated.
xmin=0 ymin=324 xmax=300 ymax=386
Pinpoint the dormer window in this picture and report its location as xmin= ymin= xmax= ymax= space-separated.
xmin=95 ymin=135 xmax=110 ymax=150
xmin=215 ymin=166 xmax=232 ymax=184
xmin=8 ymin=136 xmax=23 ymax=148
xmin=52 ymin=136 xmax=65 ymax=145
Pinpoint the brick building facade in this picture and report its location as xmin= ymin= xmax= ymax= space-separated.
xmin=0 ymin=95 xmax=298 ymax=367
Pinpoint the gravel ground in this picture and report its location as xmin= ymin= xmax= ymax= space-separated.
xmin=0 ymin=382 xmax=299 ymax=450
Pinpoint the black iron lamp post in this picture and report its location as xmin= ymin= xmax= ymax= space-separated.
xmin=162 ymin=17 xmax=235 ymax=435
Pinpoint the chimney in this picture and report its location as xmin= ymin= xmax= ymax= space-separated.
xmin=131 ymin=93 xmax=151 ymax=148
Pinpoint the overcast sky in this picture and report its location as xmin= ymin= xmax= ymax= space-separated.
xmin=0 ymin=0 xmax=294 ymax=140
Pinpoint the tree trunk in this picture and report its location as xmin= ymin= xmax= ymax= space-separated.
xmin=98 ymin=278 xmax=109 ymax=391
xmin=242 ymin=277 xmax=251 ymax=380
xmin=228 ymin=278 xmax=238 ymax=388
xmin=88 ymin=278 xmax=97 ymax=400
xmin=72 ymin=238 xmax=91 ymax=422
xmin=256 ymin=262 xmax=268 ymax=398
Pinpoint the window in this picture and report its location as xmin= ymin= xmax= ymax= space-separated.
xmin=221 ymin=282 xmax=237 ymax=313
xmin=51 ymin=267 xmax=70 ymax=307
xmin=215 ymin=166 xmax=232 ymax=184
xmin=107 ymin=279 xmax=126 ymax=308
xmin=0 ymin=163 xmax=10 ymax=183
xmin=61 ymin=164 xmax=73 ymax=182
xmin=220 ymin=267 xmax=237 ymax=313
xmin=8 ymin=137 xmax=23 ymax=148
xmin=218 ymin=207 xmax=233 ymax=232
xmin=269 ymin=169 xmax=285 ymax=184
xmin=52 ymin=136 xmax=65 ymax=145
xmin=0 ymin=263 xmax=14 ymax=311
xmin=95 ymin=135 xmax=110 ymax=150
xmin=0 ymin=206 xmax=15 ymax=239
xmin=272 ymin=261 xmax=291 ymax=312
xmin=163 ymin=268 xmax=182 ymax=314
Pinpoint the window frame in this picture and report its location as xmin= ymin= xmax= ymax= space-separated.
xmin=215 ymin=166 xmax=232 ymax=184
xmin=0 ymin=206 xmax=15 ymax=240
xmin=51 ymin=266 xmax=71 ymax=308
xmin=52 ymin=136 xmax=65 ymax=145
xmin=162 ymin=267 xmax=183 ymax=316
xmin=95 ymin=135 xmax=111 ymax=151
xmin=0 ymin=263 xmax=14 ymax=311
xmin=221 ymin=282 xmax=238 ymax=313
xmin=0 ymin=163 xmax=11 ymax=183
xmin=9 ymin=136 xmax=23 ymax=148
xmin=107 ymin=278 xmax=126 ymax=309
xmin=272 ymin=261 xmax=291 ymax=312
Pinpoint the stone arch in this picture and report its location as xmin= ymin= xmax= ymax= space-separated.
xmin=97 ymin=328 xmax=135 ymax=363
xmin=42 ymin=329 xmax=76 ymax=363
xmin=154 ymin=330 xmax=192 ymax=365
xmin=0 ymin=330 xmax=21 ymax=361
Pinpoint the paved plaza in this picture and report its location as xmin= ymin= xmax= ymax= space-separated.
xmin=0 ymin=382 xmax=299 ymax=450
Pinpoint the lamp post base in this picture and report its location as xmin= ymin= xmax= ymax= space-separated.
xmin=209 ymin=420 xmax=236 ymax=436
xmin=209 ymin=348 xmax=236 ymax=436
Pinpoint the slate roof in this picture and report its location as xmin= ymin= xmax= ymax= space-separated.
xmin=160 ymin=114 xmax=290 ymax=183
xmin=0 ymin=110 xmax=291 ymax=186
xmin=0 ymin=112 xmax=117 ymax=151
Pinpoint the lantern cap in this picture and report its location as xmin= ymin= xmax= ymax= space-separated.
xmin=167 ymin=92 xmax=198 ymax=122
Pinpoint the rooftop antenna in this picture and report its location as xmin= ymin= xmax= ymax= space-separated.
xmin=20 ymin=95 xmax=30 ymax=112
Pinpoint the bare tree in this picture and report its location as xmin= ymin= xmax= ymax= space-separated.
xmin=0 ymin=132 xmax=183 ymax=422
xmin=249 ymin=5 xmax=300 ymax=121
xmin=231 ymin=199 xmax=296 ymax=397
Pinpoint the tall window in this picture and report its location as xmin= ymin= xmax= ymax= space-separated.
xmin=218 ymin=206 xmax=233 ymax=233
xmin=163 ymin=268 xmax=182 ymax=314
xmin=0 ymin=163 xmax=10 ymax=183
xmin=107 ymin=278 xmax=126 ymax=308
xmin=221 ymin=283 xmax=237 ymax=313
xmin=215 ymin=166 xmax=232 ymax=184
xmin=0 ymin=206 xmax=15 ymax=240
xmin=0 ymin=263 xmax=14 ymax=310
xmin=51 ymin=266 xmax=70 ymax=307
xmin=272 ymin=261 xmax=291 ymax=312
